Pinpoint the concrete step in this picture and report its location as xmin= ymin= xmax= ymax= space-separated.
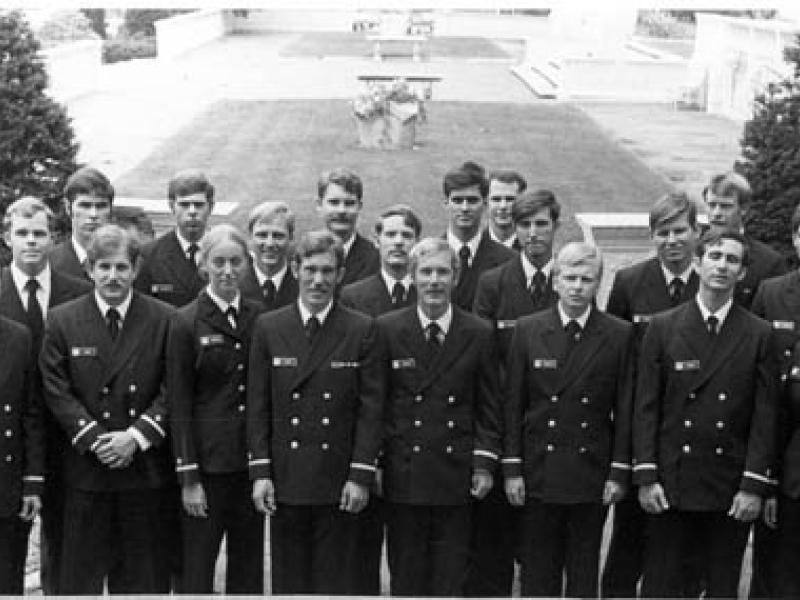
xmin=510 ymin=60 xmax=559 ymax=99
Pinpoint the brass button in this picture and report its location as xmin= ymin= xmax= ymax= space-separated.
xmin=413 ymin=445 xmax=421 ymax=453
xmin=4 ymin=429 xmax=12 ymax=438
xmin=682 ymin=444 xmax=691 ymax=454
xmin=578 ymin=446 xmax=587 ymax=454
xmin=290 ymin=440 xmax=299 ymax=449
xmin=716 ymin=421 xmax=724 ymax=430
xmin=447 ymin=395 xmax=455 ymax=404
xmin=581 ymin=397 xmax=589 ymax=405
xmin=238 ymin=384 xmax=246 ymax=392
xmin=129 ymin=384 xmax=137 ymax=393
xmin=234 ymin=343 xmax=242 ymax=350
xmin=4 ymin=404 xmax=11 ymax=413
xmin=718 ymin=393 xmax=727 ymax=401
xmin=546 ymin=444 xmax=554 ymax=452
xmin=292 ymin=392 xmax=300 ymax=400
xmin=415 ymin=395 xmax=423 ymax=404
xmin=321 ymin=417 xmax=330 ymax=426
xmin=237 ymin=404 xmax=245 ymax=413
xmin=715 ymin=446 xmax=724 ymax=456
xmin=581 ymin=421 xmax=588 ymax=429
xmin=413 ymin=419 xmax=421 ymax=427
xmin=237 ymin=363 xmax=244 ymax=371
xmin=547 ymin=419 xmax=556 ymax=428
xmin=684 ymin=420 xmax=692 ymax=428
xmin=129 ymin=408 xmax=136 ymax=417
xmin=291 ymin=417 xmax=299 ymax=426
xmin=445 ymin=445 xmax=453 ymax=454
xmin=102 ymin=411 xmax=111 ymax=419
xmin=447 ymin=420 xmax=455 ymax=429
xmin=321 ymin=442 xmax=329 ymax=451
xmin=550 ymin=395 xmax=558 ymax=403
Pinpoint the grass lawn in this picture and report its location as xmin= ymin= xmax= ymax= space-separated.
xmin=114 ymin=99 xmax=670 ymax=246
xmin=279 ymin=32 xmax=512 ymax=60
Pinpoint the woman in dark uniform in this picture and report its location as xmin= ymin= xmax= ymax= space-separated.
xmin=168 ymin=224 xmax=265 ymax=593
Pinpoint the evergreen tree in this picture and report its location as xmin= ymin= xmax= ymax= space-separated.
xmin=738 ymin=34 xmax=800 ymax=258
xmin=0 ymin=10 xmax=80 ymax=218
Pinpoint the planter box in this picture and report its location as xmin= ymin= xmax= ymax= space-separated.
xmin=354 ymin=100 xmax=418 ymax=149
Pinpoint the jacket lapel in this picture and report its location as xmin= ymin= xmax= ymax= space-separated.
xmin=0 ymin=268 xmax=26 ymax=322
xmin=291 ymin=304 xmax=347 ymax=389
xmin=554 ymin=309 xmax=606 ymax=394
xmin=197 ymin=292 xmax=243 ymax=341
xmin=77 ymin=295 xmax=113 ymax=371
xmin=686 ymin=305 xmax=750 ymax=391
xmin=397 ymin=308 xmax=430 ymax=390
xmin=103 ymin=293 xmax=151 ymax=384
xmin=418 ymin=308 xmax=474 ymax=391
xmin=163 ymin=231 xmax=198 ymax=290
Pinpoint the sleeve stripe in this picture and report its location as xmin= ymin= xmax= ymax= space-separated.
xmin=611 ymin=462 xmax=632 ymax=470
xmin=72 ymin=421 xmax=98 ymax=446
xmin=176 ymin=464 xmax=199 ymax=473
xmin=248 ymin=458 xmax=271 ymax=466
xmin=141 ymin=414 xmax=166 ymax=438
xmin=744 ymin=471 xmax=777 ymax=485
xmin=633 ymin=463 xmax=658 ymax=472
xmin=474 ymin=449 xmax=499 ymax=461
xmin=351 ymin=462 xmax=377 ymax=472
xmin=501 ymin=457 xmax=522 ymax=464
xmin=23 ymin=475 xmax=45 ymax=482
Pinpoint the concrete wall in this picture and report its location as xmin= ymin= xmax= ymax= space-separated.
xmin=560 ymin=56 xmax=688 ymax=101
xmin=230 ymin=10 xmax=362 ymax=33
xmin=43 ymin=39 xmax=103 ymax=102
xmin=691 ymin=13 xmax=798 ymax=121
xmin=155 ymin=9 xmax=231 ymax=60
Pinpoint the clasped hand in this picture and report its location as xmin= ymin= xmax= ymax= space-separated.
xmin=94 ymin=430 xmax=137 ymax=469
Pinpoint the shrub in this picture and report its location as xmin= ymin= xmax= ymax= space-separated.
xmin=34 ymin=9 xmax=99 ymax=49
xmin=738 ymin=35 xmax=800 ymax=258
xmin=80 ymin=9 xmax=107 ymax=39
xmin=102 ymin=33 xmax=156 ymax=64
xmin=636 ymin=10 xmax=695 ymax=39
xmin=123 ymin=9 xmax=191 ymax=37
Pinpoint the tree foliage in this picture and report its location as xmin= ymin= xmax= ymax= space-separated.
xmin=738 ymin=34 xmax=800 ymax=257
xmin=0 ymin=10 xmax=80 ymax=219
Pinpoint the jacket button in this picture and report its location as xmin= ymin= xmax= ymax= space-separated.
xmin=155 ymin=415 xmax=162 ymax=422
xmin=323 ymin=392 xmax=332 ymax=400
xmin=237 ymin=404 xmax=245 ymax=413
xmin=447 ymin=395 xmax=455 ymax=404
xmin=546 ymin=444 xmax=554 ymax=452
xmin=580 ymin=421 xmax=588 ymax=429
xmin=129 ymin=384 xmax=137 ymax=393
xmin=578 ymin=446 xmax=587 ymax=453
xmin=413 ymin=445 xmax=421 ymax=453
xmin=291 ymin=417 xmax=299 ymax=426
xmin=102 ymin=387 xmax=109 ymax=395
xmin=176 ymin=457 xmax=183 ymax=464
xmin=237 ymin=384 xmax=245 ymax=392
xmin=547 ymin=419 xmax=556 ymax=428
xmin=682 ymin=444 xmax=691 ymax=454
xmin=782 ymin=374 xmax=789 ymax=382
xmin=5 ymin=429 xmax=12 ymax=438
xmin=445 ymin=445 xmax=453 ymax=454
xmin=234 ymin=343 xmax=242 ymax=350
xmin=718 ymin=393 xmax=727 ymax=401
xmin=103 ymin=412 xmax=111 ymax=419
xmin=321 ymin=417 xmax=330 ymax=426
xmin=414 ymin=419 xmax=421 ymax=427
xmin=321 ymin=442 xmax=329 ymax=451
xmin=415 ymin=395 xmax=423 ymax=404
xmin=786 ymin=349 xmax=792 ymax=357
xmin=447 ymin=420 xmax=455 ymax=429
xmin=237 ymin=363 xmax=244 ymax=371
xmin=292 ymin=392 xmax=300 ymax=400
xmin=688 ymin=393 xmax=696 ymax=400
xmin=3 ymin=404 xmax=10 ymax=413
xmin=129 ymin=409 xmax=136 ymax=417
xmin=715 ymin=446 xmax=724 ymax=456
xmin=716 ymin=421 xmax=725 ymax=430
xmin=290 ymin=440 xmax=299 ymax=449
xmin=684 ymin=419 xmax=692 ymax=428
xmin=5 ymin=455 xmax=12 ymax=463
xmin=78 ymin=419 xmax=86 ymax=427
xmin=581 ymin=397 xmax=589 ymax=405
xmin=551 ymin=395 xmax=558 ymax=403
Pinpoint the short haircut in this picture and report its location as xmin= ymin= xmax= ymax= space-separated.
xmin=375 ymin=204 xmax=422 ymax=237
xmin=168 ymin=169 xmax=215 ymax=203
xmin=553 ymin=242 xmax=603 ymax=280
xmin=86 ymin=224 xmax=140 ymax=266
xmin=703 ymin=172 xmax=752 ymax=207
xmin=317 ymin=168 xmax=363 ymax=202
xmin=3 ymin=196 xmax=57 ymax=233
xmin=408 ymin=237 xmax=459 ymax=277
xmin=792 ymin=203 xmax=800 ymax=235
xmin=443 ymin=161 xmax=489 ymax=198
xmin=488 ymin=169 xmax=527 ymax=194
xmin=293 ymin=229 xmax=345 ymax=270
xmin=247 ymin=201 xmax=296 ymax=236
xmin=198 ymin=224 xmax=249 ymax=278
xmin=649 ymin=191 xmax=698 ymax=231
xmin=695 ymin=229 xmax=750 ymax=267
xmin=64 ymin=167 xmax=115 ymax=206
xmin=512 ymin=189 xmax=561 ymax=224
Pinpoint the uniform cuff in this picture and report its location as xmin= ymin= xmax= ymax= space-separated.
xmin=501 ymin=456 xmax=522 ymax=479
xmin=348 ymin=462 xmax=377 ymax=487
xmin=128 ymin=427 xmax=151 ymax=451
xmin=73 ymin=420 xmax=102 ymax=454
xmin=248 ymin=457 xmax=272 ymax=480
xmin=134 ymin=414 xmax=167 ymax=447
xmin=632 ymin=462 xmax=658 ymax=486
xmin=740 ymin=471 xmax=777 ymax=497
xmin=22 ymin=475 xmax=44 ymax=497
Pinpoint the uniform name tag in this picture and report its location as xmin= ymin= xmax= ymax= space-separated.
xmin=331 ymin=360 xmax=360 ymax=369
xmin=774 ymin=320 xmax=795 ymax=331
xmin=392 ymin=358 xmax=416 ymax=369
xmin=151 ymin=283 xmax=174 ymax=293
xmin=273 ymin=356 xmax=297 ymax=367
xmin=675 ymin=360 xmax=700 ymax=371
xmin=633 ymin=314 xmax=652 ymax=324
xmin=200 ymin=334 xmax=225 ymax=346
xmin=791 ymin=366 xmax=800 ymax=379
xmin=533 ymin=358 xmax=558 ymax=369
xmin=497 ymin=320 xmax=516 ymax=330
xmin=71 ymin=346 xmax=97 ymax=357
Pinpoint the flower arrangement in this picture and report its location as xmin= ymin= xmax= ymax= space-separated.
xmin=352 ymin=79 xmax=424 ymax=121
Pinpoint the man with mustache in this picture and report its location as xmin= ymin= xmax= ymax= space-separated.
xmin=51 ymin=166 xmax=115 ymax=281
xmin=376 ymin=238 xmax=501 ymax=596
xmin=40 ymin=224 xmax=176 ymax=593
xmin=316 ymin=168 xmax=379 ymax=287
xmin=248 ymin=230 xmax=382 ymax=594
xmin=0 ymin=197 xmax=92 ymax=595
xmin=339 ymin=204 xmax=421 ymax=595
xmin=443 ymin=161 xmax=514 ymax=312
xmin=134 ymin=169 xmax=213 ymax=308
xmin=634 ymin=230 xmax=777 ymax=598
xmin=240 ymin=201 xmax=298 ymax=312
xmin=486 ymin=170 xmax=527 ymax=251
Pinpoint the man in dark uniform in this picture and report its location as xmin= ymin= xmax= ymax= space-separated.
xmin=634 ymin=230 xmax=777 ymax=598
xmin=339 ymin=204 xmax=421 ymax=595
xmin=0 ymin=315 xmax=42 ymax=595
xmin=0 ymin=197 xmax=92 ymax=594
xmin=703 ymin=171 xmax=786 ymax=310
xmin=504 ymin=242 xmax=633 ymax=597
xmin=134 ymin=169 xmax=212 ymax=307
xmin=240 ymin=201 xmax=298 ymax=311
xmin=316 ymin=168 xmax=379 ymax=286
xmin=443 ymin=161 xmax=515 ymax=312
xmin=486 ymin=169 xmax=527 ymax=251
xmin=468 ymin=188 xmax=561 ymax=596
xmin=601 ymin=191 xmax=700 ymax=597
xmin=50 ymin=166 xmax=114 ymax=281
xmin=248 ymin=230 xmax=382 ymax=595
xmin=377 ymin=237 xmax=501 ymax=597
xmin=40 ymin=224 xmax=176 ymax=594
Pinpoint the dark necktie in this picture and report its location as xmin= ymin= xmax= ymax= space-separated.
xmin=262 ymin=279 xmax=277 ymax=307
xmin=107 ymin=307 xmax=121 ymax=341
xmin=530 ymin=270 xmax=547 ymax=306
xmin=669 ymin=277 xmax=685 ymax=307
xmin=24 ymin=278 xmax=44 ymax=347
xmin=426 ymin=322 xmax=442 ymax=351
xmin=565 ymin=320 xmax=582 ymax=345
xmin=187 ymin=243 xmax=200 ymax=265
xmin=391 ymin=282 xmax=405 ymax=306
xmin=306 ymin=315 xmax=321 ymax=343
xmin=225 ymin=306 xmax=238 ymax=330
xmin=707 ymin=315 xmax=719 ymax=336
xmin=458 ymin=246 xmax=471 ymax=283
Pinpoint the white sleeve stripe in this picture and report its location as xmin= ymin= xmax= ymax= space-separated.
xmin=23 ymin=475 xmax=45 ymax=482
xmin=141 ymin=414 xmax=166 ymax=438
xmin=72 ymin=421 xmax=97 ymax=446
xmin=744 ymin=471 xmax=775 ymax=485
xmin=176 ymin=464 xmax=199 ymax=472
xmin=474 ymin=449 xmax=499 ymax=461
xmin=501 ymin=457 xmax=522 ymax=464
xmin=248 ymin=458 xmax=271 ymax=466
xmin=633 ymin=463 xmax=658 ymax=472
xmin=351 ymin=462 xmax=377 ymax=472
xmin=611 ymin=462 xmax=632 ymax=470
